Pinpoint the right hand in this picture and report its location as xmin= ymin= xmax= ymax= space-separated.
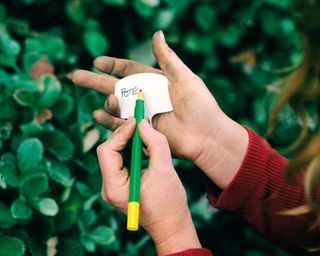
xmin=97 ymin=118 xmax=201 ymax=255
xmin=72 ymin=31 xmax=248 ymax=188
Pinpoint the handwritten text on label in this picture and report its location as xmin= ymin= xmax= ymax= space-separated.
xmin=121 ymin=87 xmax=138 ymax=98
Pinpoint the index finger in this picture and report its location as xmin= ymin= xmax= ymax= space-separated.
xmin=97 ymin=118 xmax=136 ymax=183
xmin=94 ymin=56 xmax=162 ymax=77
xmin=71 ymin=69 xmax=118 ymax=94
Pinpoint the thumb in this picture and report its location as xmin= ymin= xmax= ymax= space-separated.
xmin=138 ymin=119 xmax=172 ymax=170
xmin=152 ymin=31 xmax=192 ymax=81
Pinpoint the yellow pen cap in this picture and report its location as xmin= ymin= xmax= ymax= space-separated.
xmin=127 ymin=202 xmax=140 ymax=231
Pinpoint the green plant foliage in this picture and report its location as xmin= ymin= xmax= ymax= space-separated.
xmin=11 ymin=198 xmax=33 ymax=220
xmin=40 ymin=130 xmax=74 ymax=161
xmin=17 ymin=138 xmax=43 ymax=173
xmin=20 ymin=173 xmax=48 ymax=199
xmin=0 ymin=235 xmax=25 ymax=256
xmin=47 ymin=160 xmax=74 ymax=187
xmin=83 ymin=29 xmax=110 ymax=57
xmin=0 ymin=0 xmax=302 ymax=255
xmin=0 ymin=203 xmax=17 ymax=228
xmin=32 ymin=197 xmax=59 ymax=216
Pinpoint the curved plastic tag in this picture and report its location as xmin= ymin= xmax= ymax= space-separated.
xmin=114 ymin=73 xmax=173 ymax=121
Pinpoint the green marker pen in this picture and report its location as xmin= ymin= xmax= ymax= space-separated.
xmin=127 ymin=90 xmax=144 ymax=231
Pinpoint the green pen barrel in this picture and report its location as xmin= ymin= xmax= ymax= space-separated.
xmin=127 ymin=97 xmax=144 ymax=231
xmin=129 ymin=99 xmax=144 ymax=202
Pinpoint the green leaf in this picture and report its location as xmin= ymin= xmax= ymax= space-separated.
xmin=81 ymin=234 xmax=95 ymax=253
xmin=133 ymin=0 xmax=155 ymax=18
xmin=78 ymin=91 xmax=103 ymax=123
xmin=195 ymin=5 xmax=216 ymax=31
xmin=11 ymin=198 xmax=33 ymax=220
xmin=165 ymin=0 xmax=192 ymax=14
xmin=0 ymin=235 xmax=25 ymax=256
xmin=33 ymin=198 xmax=59 ymax=216
xmin=47 ymin=160 xmax=73 ymax=187
xmin=41 ymin=130 xmax=74 ymax=161
xmin=11 ymin=73 xmax=38 ymax=91
xmin=253 ymin=97 xmax=268 ymax=125
xmin=17 ymin=138 xmax=43 ymax=173
xmin=76 ymin=153 xmax=99 ymax=174
xmin=0 ymin=4 xmax=6 ymax=22
xmin=22 ymin=53 xmax=41 ymax=74
xmin=75 ymin=181 xmax=93 ymax=197
xmin=153 ymin=9 xmax=175 ymax=29
xmin=54 ymin=208 xmax=78 ymax=232
xmin=259 ymin=8 xmax=280 ymax=35
xmin=20 ymin=121 xmax=43 ymax=137
xmin=65 ymin=0 xmax=86 ymax=24
xmin=83 ymin=128 xmax=100 ymax=153
xmin=0 ymin=53 xmax=16 ymax=68
xmin=263 ymin=0 xmax=291 ymax=9
xmin=13 ymin=89 xmax=36 ymax=107
xmin=0 ymin=29 xmax=21 ymax=57
xmin=0 ymin=161 xmax=20 ymax=187
xmin=0 ymin=203 xmax=16 ymax=228
xmin=43 ymin=36 xmax=66 ymax=62
xmin=183 ymin=32 xmax=214 ymax=54
xmin=0 ymin=173 xmax=6 ymax=189
xmin=80 ymin=209 xmax=97 ymax=228
xmin=60 ymin=186 xmax=72 ymax=203
xmin=83 ymin=194 xmax=99 ymax=210
xmin=52 ymin=93 xmax=74 ymax=120
xmin=0 ymin=122 xmax=13 ymax=140
xmin=56 ymin=238 xmax=85 ymax=256
xmin=102 ymin=0 xmax=126 ymax=6
xmin=139 ymin=0 xmax=160 ymax=7
xmin=68 ymin=122 xmax=84 ymax=153
xmin=83 ymin=30 xmax=109 ymax=57
xmin=37 ymin=75 xmax=62 ymax=108
xmin=22 ymin=38 xmax=44 ymax=72
xmin=20 ymin=173 xmax=49 ymax=199
xmin=89 ymin=225 xmax=116 ymax=246
xmin=216 ymin=26 xmax=243 ymax=47
xmin=1 ymin=152 xmax=15 ymax=163
xmin=128 ymin=40 xmax=156 ymax=66
xmin=190 ymin=194 xmax=216 ymax=222
xmin=0 ymin=101 xmax=17 ymax=120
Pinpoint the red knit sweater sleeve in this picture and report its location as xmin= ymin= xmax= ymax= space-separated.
xmin=167 ymin=248 xmax=213 ymax=256
xmin=207 ymin=127 xmax=320 ymax=253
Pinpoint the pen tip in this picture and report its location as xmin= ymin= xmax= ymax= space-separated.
xmin=137 ymin=90 xmax=143 ymax=100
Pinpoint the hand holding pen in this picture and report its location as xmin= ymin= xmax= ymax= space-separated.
xmin=96 ymin=117 xmax=201 ymax=255
xmin=127 ymin=90 xmax=144 ymax=231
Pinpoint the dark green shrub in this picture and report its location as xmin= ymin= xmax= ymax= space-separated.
xmin=0 ymin=0 xmax=301 ymax=255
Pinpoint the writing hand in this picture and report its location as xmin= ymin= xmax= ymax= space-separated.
xmin=97 ymin=118 xmax=201 ymax=255
xmin=73 ymin=31 xmax=248 ymax=189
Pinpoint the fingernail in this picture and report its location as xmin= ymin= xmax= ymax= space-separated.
xmin=159 ymin=30 xmax=166 ymax=43
xmin=93 ymin=56 xmax=102 ymax=67
xmin=126 ymin=117 xmax=134 ymax=124
xmin=140 ymin=119 xmax=150 ymax=128
xmin=92 ymin=110 xmax=100 ymax=121
xmin=65 ymin=72 xmax=73 ymax=80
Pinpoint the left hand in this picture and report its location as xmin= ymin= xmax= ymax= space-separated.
xmin=72 ymin=32 xmax=248 ymax=189
xmin=97 ymin=118 xmax=201 ymax=255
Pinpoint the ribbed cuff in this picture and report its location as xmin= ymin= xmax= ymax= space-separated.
xmin=207 ymin=126 xmax=286 ymax=210
xmin=167 ymin=248 xmax=213 ymax=256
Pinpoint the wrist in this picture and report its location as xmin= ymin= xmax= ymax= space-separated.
xmin=150 ymin=212 xmax=202 ymax=256
xmin=193 ymin=113 xmax=249 ymax=189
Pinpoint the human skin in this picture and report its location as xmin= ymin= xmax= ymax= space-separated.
xmin=71 ymin=31 xmax=249 ymax=190
xmin=97 ymin=118 xmax=201 ymax=255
